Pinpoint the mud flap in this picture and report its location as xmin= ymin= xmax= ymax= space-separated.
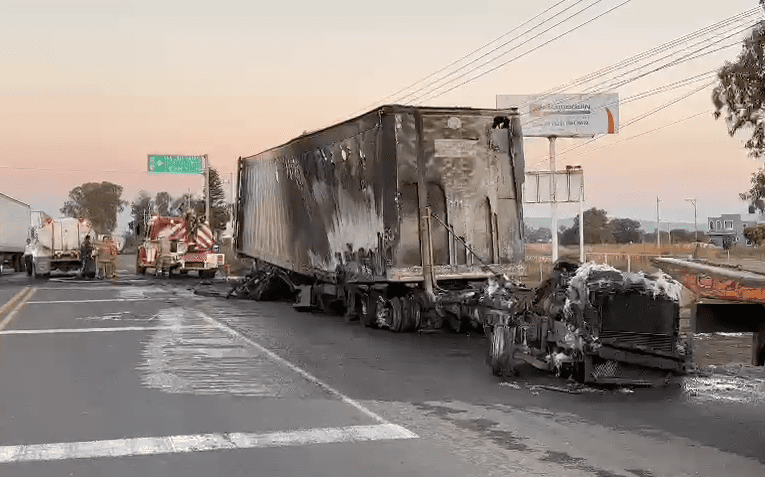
xmin=293 ymin=285 xmax=312 ymax=311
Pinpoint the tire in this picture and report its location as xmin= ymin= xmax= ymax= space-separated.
xmin=25 ymin=257 xmax=32 ymax=277
xmin=360 ymin=293 xmax=376 ymax=328
xmin=200 ymin=270 xmax=216 ymax=279
xmin=389 ymin=297 xmax=403 ymax=332
xmin=135 ymin=254 xmax=145 ymax=275
xmin=31 ymin=262 xmax=37 ymax=280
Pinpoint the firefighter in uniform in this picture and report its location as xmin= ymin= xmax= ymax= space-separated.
xmin=97 ymin=236 xmax=118 ymax=279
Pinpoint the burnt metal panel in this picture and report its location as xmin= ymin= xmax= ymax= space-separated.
xmin=600 ymin=293 xmax=678 ymax=336
xmin=598 ymin=331 xmax=675 ymax=353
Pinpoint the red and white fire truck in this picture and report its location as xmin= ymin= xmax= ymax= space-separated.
xmin=136 ymin=214 xmax=224 ymax=278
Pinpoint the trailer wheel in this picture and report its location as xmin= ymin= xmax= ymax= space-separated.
xmin=409 ymin=295 xmax=422 ymax=331
xmin=389 ymin=297 xmax=403 ymax=332
xmin=343 ymin=291 xmax=359 ymax=323
xmin=25 ymin=257 xmax=32 ymax=277
xmin=360 ymin=292 xmax=377 ymax=328
xmin=400 ymin=295 xmax=414 ymax=331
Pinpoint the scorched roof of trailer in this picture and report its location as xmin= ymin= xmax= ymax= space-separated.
xmin=240 ymin=105 xmax=521 ymax=159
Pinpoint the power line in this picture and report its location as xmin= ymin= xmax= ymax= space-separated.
xmin=410 ymin=0 xmax=633 ymax=105
xmin=527 ymin=81 xmax=715 ymax=168
xmin=524 ymin=7 xmax=760 ymax=104
xmin=563 ymin=109 xmax=713 ymax=158
xmin=514 ymin=10 xmax=760 ymax=131
xmin=347 ymin=0 xmax=571 ymax=117
xmin=396 ymin=0 xmax=596 ymax=105
xmin=521 ymin=69 xmax=717 ymax=135
xmin=520 ymin=21 xmax=758 ymax=131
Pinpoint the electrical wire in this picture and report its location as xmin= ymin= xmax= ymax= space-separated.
xmin=409 ymin=0 xmax=633 ymax=105
xmin=563 ymin=108 xmax=713 ymax=158
xmin=395 ymin=0 xmax=597 ymax=105
xmin=527 ymin=81 xmax=715 ymax=168
xmin=520 ymin=7 xmax=760 ymax=105
xmin=520 ymin=22 xmax=757 ymax=131
xmin=521 ymin=69 xmax=717 ymax=136
xmin=348 ymin=0 xmax=571 ymax=116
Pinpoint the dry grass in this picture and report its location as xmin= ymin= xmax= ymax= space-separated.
xmin=520 ymin=242 xmax=765 ymax=286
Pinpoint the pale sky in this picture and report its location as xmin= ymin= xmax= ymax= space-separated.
xmin=1 ymin=0 xmax=762 ymax=234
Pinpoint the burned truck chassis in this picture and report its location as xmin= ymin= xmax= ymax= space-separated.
xmin=230 ymin=260 xmax=691 ymax=385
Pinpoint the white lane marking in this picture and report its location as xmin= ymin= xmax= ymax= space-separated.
xmin=0 ymin=326 xmax=177 ymax=335
xmin=0 ymin=423 xmax=417 ymax=464
xmin=0 ymin=287 xmax=36 ymax=332
xmin=26 ymin=299 xmax=163 ymax=304
xmin=197 ymin=310 xmax=407 ymax=428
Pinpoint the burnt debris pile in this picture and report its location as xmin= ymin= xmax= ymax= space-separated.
xmin=227 ymin=265 xmax=296 ymax=302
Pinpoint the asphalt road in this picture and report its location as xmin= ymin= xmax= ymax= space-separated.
xmin=0 ymin=256 xmax=764 ymax=476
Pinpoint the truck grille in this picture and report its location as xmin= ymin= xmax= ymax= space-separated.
xmin=598 ymin=331 xmax=675 ymax=353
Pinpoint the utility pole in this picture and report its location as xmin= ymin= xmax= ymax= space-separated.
xmin=204 ymin=155 xmax=210 ymax=225
xmin=685 ymin=198 xmax=698 ymax=243
xmin=656 ymin=196 xmax=662 ymax=249
xmin=668 ymin=222 xmax=671 ymax=245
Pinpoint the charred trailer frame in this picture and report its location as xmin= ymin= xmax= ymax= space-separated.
xmin=234 ymin=105 xmax=526 ymax=329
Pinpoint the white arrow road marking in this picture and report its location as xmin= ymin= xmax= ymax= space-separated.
xmin=0 ymin=423 xmax=417 ymax=464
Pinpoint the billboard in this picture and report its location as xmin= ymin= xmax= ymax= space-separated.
xmin=497 ymin=93 xmax=618 ymax=138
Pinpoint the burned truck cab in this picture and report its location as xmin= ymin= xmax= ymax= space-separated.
xmin=485 ymin=262 xmax=690 ymax=385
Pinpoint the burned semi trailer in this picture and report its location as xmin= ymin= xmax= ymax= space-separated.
xmin=234 ymin=105 xmax=526 ymax=329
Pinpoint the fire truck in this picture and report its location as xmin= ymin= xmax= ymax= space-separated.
xmin=136 ymin=214 xmax=224 ymax=278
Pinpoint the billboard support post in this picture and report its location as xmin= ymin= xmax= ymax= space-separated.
xmin=549 ymin=137 xmax=558 ymax=263
xmin=579 ymin=179 xmax=585 ymax=263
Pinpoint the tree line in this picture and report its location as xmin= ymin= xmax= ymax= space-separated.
xmin=58 ymin=168 xmax=230 ymax=237
xmin=525 ymin=207 xmax=707 ymax=245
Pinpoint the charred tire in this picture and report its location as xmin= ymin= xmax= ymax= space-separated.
xmin=135 ymin=254 xmax=145 ymax=275
xmin=360 ymin=293 xmax=375 ymax=328
xmin=412 ymin=295 xmax=423 ymax=330
xmin=400 ymin=295 xmax=414 ymax=332
xmin=389 ymin=297 xmax=403 ymax=332
xmin=343 ymin=291 xmax=359 ymax=323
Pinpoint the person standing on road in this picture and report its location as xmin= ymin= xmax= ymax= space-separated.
xmin=80 ymin=235 xmax=96 ymax=279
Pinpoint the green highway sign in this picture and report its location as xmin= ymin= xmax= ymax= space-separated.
xmin=147 ymin=155 xmax=204 ymax=174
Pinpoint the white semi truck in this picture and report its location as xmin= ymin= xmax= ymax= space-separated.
xmin=25 ymin=216 xmax=93 ymax=278
xmin=0 ymin=193 xmax=32 ymax=274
